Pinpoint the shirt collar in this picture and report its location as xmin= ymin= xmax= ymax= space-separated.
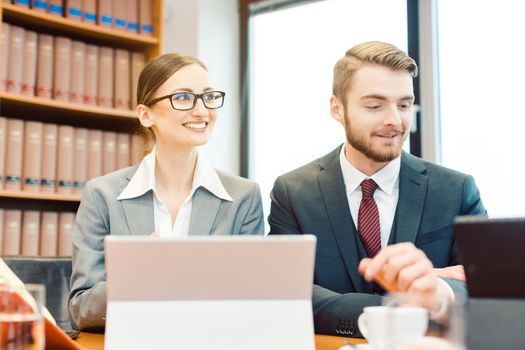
xmin=117 ymin=147 xmax=233 ymax=202
xmin=339 ymin=145 xmax=400 ymax=196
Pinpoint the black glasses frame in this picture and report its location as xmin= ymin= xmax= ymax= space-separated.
xmin=148 ymin=91 xmax=226 ymax=111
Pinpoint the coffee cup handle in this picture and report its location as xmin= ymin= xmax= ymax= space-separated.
xmin=357 ymin=313 xmax=368 ymax=339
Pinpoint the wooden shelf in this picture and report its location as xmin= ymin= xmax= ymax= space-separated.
xmin=0 ymin=190 xmax=81 ymax=203
xmin=0 ymin=91 xmax=136 ymax=120
xmin=1 ymin=3 xmax=158 ymax=50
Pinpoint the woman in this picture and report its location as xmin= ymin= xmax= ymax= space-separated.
xmin=68 ymin=53 xmax=265 ymax=330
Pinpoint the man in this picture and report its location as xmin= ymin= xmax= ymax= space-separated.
xmin=268 ymin=41 xmax=486 ymax=337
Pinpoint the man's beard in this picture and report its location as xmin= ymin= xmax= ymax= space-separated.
xmin=344 ymin=112 xmax=406 ymax=163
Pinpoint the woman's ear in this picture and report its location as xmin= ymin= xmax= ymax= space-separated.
xmin=137 ymin=104 xmax=154 ymax=128
xmin=330 ymin=95 xmax=345 ymax=124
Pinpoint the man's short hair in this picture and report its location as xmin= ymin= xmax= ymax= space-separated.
xmin=332 ymin=41 xmax=418 ymax=101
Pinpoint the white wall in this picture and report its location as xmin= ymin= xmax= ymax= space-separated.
xmin=163 ymin=0 xmax=241 ymax=175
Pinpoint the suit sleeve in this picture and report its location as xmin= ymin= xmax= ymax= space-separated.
xmin=460 ymin=175 xmax=487 ymax=216
xmin=68 ymin=181 xmax=108 ymax=331
xmin=269 ymin=176 xmax=381 ymax=337
xmin=449 ymin=175 xmax=488 ymax=267
xmin=239 ymin=182 xmax=265 ymax=235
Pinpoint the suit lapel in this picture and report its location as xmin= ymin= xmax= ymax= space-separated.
xmin=394 ymin=153 xmax=428 ymax=244
xmin=188 ymin=187 xmax=222 ymax=235
xmin=318 ymin=148 xmax=365 ymax=292
xmin=117 ymin=167 xmax=155 ymax=235
xmin=121 ymin=191 xmax=155 ymax=235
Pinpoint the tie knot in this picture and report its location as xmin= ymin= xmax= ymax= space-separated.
xmin=361 ymin=179 xmax=378 ymax=198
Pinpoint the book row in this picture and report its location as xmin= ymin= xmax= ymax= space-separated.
xmin=3 ymin=0 xmax=154 ymax=36
xmin=0 ymin=22 xmax=146 ymax=110
xmin=0 ymin=117 xmax=146 ymax=194
xmin=0 ymin=209 xmax=74 ymax=257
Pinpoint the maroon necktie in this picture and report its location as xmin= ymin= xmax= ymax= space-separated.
xmin=358 ymin=179 xmax=381 ymax=257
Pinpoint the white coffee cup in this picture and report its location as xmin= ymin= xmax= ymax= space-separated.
xmin=357 ymin=306 xmax=428 ymax=350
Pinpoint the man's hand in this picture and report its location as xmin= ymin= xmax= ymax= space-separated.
xmin=434 ymin=265 xmax=466 ymax=282
xmin=358 ymin=242 xmax=453 ymax=310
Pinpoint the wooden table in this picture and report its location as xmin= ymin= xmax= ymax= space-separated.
xmin=75 ymin=332 xmax=367 ymax=350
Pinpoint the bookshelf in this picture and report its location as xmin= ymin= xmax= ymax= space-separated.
xmin=0 ymin=1 xmax=163 ymax=256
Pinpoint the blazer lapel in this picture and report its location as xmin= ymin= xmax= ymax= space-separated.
xmin=188 ymin=187 xmax=222 ymax=235
xmin=394 ymin=153 xmax=428 ymax=244
xmin=121 ymin=191 xmax=155 ymax=235
xmin=318 ymin=148 xmax=365 ymax=292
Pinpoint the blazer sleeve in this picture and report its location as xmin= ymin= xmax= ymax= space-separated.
xmin=460 ymin=175 xmax=487 ymax=216
xmin=68 ymin=180 xmax=109 ymax=331
xmin=449 ymin=175 xmax=488 ymax=267
xmin=239 ymin=182 xmax=265 ymax=235
xmin=269 ymin=176 xmax=382 ymax=337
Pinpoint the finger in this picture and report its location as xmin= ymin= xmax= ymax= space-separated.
xmin=396 ymin=257 xmax=433 ymax=291
xmin=358 ymin=258 xmax=372 ymax=275
xmin=363 ymin=242 xmax=415 ymax=280
xmin=381 ymin=248 xmax=424 ymax=283
xmin=407 ymin=273 xmax=438 ymax=296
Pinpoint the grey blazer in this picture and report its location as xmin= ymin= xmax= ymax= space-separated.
xmin=69 ymin=165 xmax=264 ymax=331
xmin=269 ymin=145 xmax=486 ymax=337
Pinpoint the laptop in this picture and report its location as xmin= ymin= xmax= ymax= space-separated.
xmin=104 ymin=235 xmax=317 ymax=350
xmin=454 ymin=216 xmax=525 ymax=298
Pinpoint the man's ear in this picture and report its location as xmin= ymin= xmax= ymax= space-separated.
xmin=330 ymin=95 xmax=345 ymax=123
xmin=137 ymin=104 xmax=154 ymax=128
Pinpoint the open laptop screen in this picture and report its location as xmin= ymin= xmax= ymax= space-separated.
xmin=454 ymin=216 xmax=525 ymax=298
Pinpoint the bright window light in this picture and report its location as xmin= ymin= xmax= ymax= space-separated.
xmin=438 ymin=1 xmax=525 ymax=217
xmin=249 ymin=0 xmax=408 ymax=222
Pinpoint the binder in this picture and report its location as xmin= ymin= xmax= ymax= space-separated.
xmin=48 ymin=0 xmax=63 ymax=16
xmin=22 ymin=121 xmax=43 ymax=192
xmin=57 ymin=125 xmax=74 ymax=194
xmin=72 ymin=128 xmax=88 ymax=194
xmin=114 ymin=48 xmax=130 ymax=110
xmin=69 ymin=40 xmax=85 ymax=104
xmin=6 ymin=25 xmax=25 ymax=95
xmin=138 ymin=0 xmax=153 ymax=36
xmin=5 ymin=119 xmax=24 ymax=191
xmin=116 ymin=133 xmax=130 ymax=169
xmin=14 ymin=0 xmax=30 ymax=7
xmin=40 ymin=211 xmax=58 ymax=256
xmin=31 ymin=0 xmax=48 ymax=11
xmin=58 ymin=212 xmax=75 ymax=256
xmin=0 ymin=22 xmax=9 ymax=92
xmin=87 ymin=129 xmax=103 ymax=179
xmin=53 ymin=36 xmax=72 ymax=102
xmin=97 ymin=46 xmax=113 ymax=107
xmin=84 ymin=44 xmax=98 ymax=105
xmin=21 ymin=210 xmax=40 ymax=256
xmin=2 ymin=210 xmax=22 ymax=256
xmin=126 ymin=0 xmax=138 ymax=32
xmin=98 ymin=0 xmax=112 ymax=27
xmin=0 ymin=116 xmax=6 ymax=188
xmin=66 ymin=0 xmax=83 ymax=21
xmin=112 ymin=0 xmax=126 ymax=31
xmin=130 ymin=51 xmax=145 ymax=108
xmin=21 ymin=30 xmax=37 ymax=96
xmin=41 ymin=123 xmax=58 ymax=193
xmin=36 ymin=34 xmax=54 ymax=99
xmin=82 ymin=0 xmax=97 ymax=24
xmin=102 ymin=131 xmax=117 ymax=174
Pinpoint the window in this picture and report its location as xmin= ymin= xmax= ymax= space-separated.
xmin=437 ymin=1 xmax=525 ymax=217
xmin=248 ymin=0 xmax=409 ymax=219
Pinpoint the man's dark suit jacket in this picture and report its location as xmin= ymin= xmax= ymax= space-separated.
xmin=268 ymin=145 xmax=486 ymax=337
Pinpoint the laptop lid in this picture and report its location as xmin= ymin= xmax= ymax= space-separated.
xmin=454 ymin=216 xmax=525 ymax=298
xmin=104 ymin=235 xmax=317 ymax=350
